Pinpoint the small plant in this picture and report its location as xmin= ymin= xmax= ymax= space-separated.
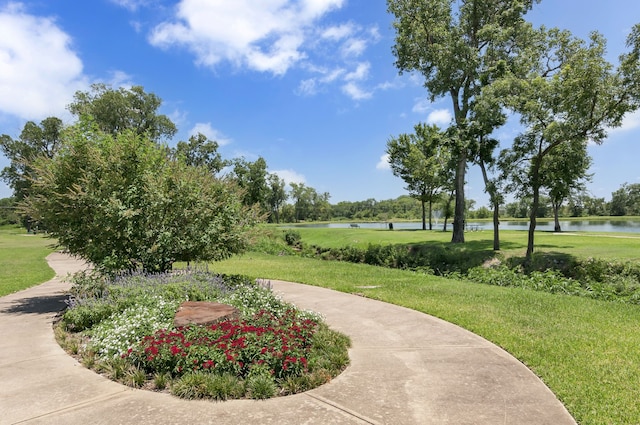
xmin=81 ymin=350 xmax=97 ymax=369
xmin=124 ymin=366 xmax=147 ymax=388
xmin=280 ymin=374 xmax=312 ymax=395
xmin=206 ymin=373 xmax=245 ymax=401
xmin=246 ymin=374 xmax=277 ymax=400
xmin=101 ymin=357 xmax=128 ymax=381
xmin=171 ymin=372 xmax=215 ymax=399
xmin=153 ymin=372 xmax=171 ymax=390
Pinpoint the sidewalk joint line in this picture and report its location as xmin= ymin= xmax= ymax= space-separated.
xmin=304 ymin=392 xmax=382 ymax=425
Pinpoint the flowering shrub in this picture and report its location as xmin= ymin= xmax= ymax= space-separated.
xmin=218 ymin=284 xmax=323 ymax=323
xmin=63 ymin=270 xmax=250 ymax=331
xmin=89 ymin=297 xmax=180 ymax=359
xmin=126 ymin=309 xmax=318 ymax=379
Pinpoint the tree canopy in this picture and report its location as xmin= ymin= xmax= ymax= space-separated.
xmin=21 ymin=124 xmax=256 ymax=273
xmin=0 ymin=117 xmax=64 ymax=202
xmin=68 ymin=83 xmax=177 ymax=142
xmin=495 ymin=25 xmax=640 ymax=259
xmin=387 ymin=123 xmax=453 ymax=230
xmin=172 ymin=133 xmax=226 ymax=174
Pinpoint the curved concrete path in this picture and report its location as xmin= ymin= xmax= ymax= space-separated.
xmin=0 ymin=252 xmax=577 ymax=425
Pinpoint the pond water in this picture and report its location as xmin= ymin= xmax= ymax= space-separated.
xmin=284 ymin=220 xmax=640 ymax=234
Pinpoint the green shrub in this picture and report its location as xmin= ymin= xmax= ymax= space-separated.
xmin=206 ymin=373 xmax=245 ymax=401
xmin=284 ymin=230 xmax=302 ymax=247
xmin=171 ymin=372 xmax=216 ymax=399
xmin=62 ymin=303 xmax=117 ymax=331
xmin=246 ymin=374 xmax=277 ymax=399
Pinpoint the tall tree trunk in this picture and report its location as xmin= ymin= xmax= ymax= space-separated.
xmin=421 ymin=198 xmax=427 ymax=230
xmin=428 ymin=198 xmax=433 ymax=230
xmin=452 ymin=155 xmax=466 ymax=243
xmin=443 ymin=190 xmax=454 ymax=232
xmin=526 ymin=161 xmax=542 ymax=261
xmin=553 ymin=200 xmax=561 ymax=232
xmin=478 ymin=158 xmax=500 ymax=251
xmin=492 ymin=202 xmax=500 ymax=251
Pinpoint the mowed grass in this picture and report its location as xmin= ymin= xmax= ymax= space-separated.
xmin=0 ymin=226 xmax=56 ymax=297
xmin=3 ymin=221 xmax=639 ymax=423
xmin=212 ymin=230 xmax=640 ymax=425
xmin=285 ymin=226 xmax=640 ymax=260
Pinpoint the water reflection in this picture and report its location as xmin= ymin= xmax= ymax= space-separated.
xmin=283 ymin=220 xmax=640 ymax=233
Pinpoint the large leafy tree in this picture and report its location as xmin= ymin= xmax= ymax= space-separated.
xmin=0 ymin=117 xmax=64 ymax=201
xmin=610 ymin=183 xmax=640 ymax=216
xmin=387 ymin=123 xmax=453 ymax=230
xmin=0 ymin=117 xmax=64 ymax=230
xmin=67 ymin=83 xmax=177 ymax=142
xmin=21 ymin=124 xmax=256 ymax=273
xmin=495 ymin=25 xmax=640 ymax=259
xmin=172 ymin=133 xmax=226 ymax=174
xmin=541 ymin=141 xmax=592 ymax=231
xmin=387 ymin=0 xmax=538 ymax=243
xmin=266 ymin=173 xmax=287 ymax=223
xmin=288 ymin=183 xmax=330 ymax=222
xmin=231 ymin=157 xmax=269 ymax=214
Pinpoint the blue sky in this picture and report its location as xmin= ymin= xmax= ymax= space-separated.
xmin=1 ymin=0 xmax=639 ymax=206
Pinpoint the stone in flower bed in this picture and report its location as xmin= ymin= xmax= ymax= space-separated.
xmin=173 ymin=301 xmax=240 ymax=327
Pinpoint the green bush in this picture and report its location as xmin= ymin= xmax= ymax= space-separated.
xmin=284 ymin=230 xmax=302 ymax=247
xmin=61 ymin=303 xmax=117 ymax=332
xmin=246 ymin=374 xmax=277 ymax=399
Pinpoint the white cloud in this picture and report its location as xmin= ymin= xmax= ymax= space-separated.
xmin=149 ymin=0 xmax=344 ymax=75
xmin=344 ymin=62 xmax=370 ymax=81
xmin=321 ymin=23 xmax=354 ymax=40
xmin=426 ymin=109 xmax=452 ymax=126
xmin=342 ymin=82 xmax=372 ymax=100
xmin=189 ymin=122 xmax=232 ymax=146
xmin=271 ymin=169 xmax=307 ymax=186
xmin=104 ymin=70 xmax=134 ymax=88
xmin=0 ymin=3 xmax=88 ymax=120
xmin=297 ymin=78 xmax=318 ymax=96
xmin=376 ymin=80 xmax=401 ymax=91
xmin=321 ymin=67 xmax=346 ymax=83
xmin=109 ymin=0 xmax=155 ymax=12
xmin=412 ymin=98 xmax=431 ymax=114
xmin=376 ymin=153 xmax=390 ymax=170
xmin=340 ymin=38 xmax=367 ymax=57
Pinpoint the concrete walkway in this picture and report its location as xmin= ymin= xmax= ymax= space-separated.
xmin=0 ymin=252 xmax=577 ymax=425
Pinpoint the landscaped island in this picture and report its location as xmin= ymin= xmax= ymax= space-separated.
xmin=55 ymin=269 xmax=350 ymax=400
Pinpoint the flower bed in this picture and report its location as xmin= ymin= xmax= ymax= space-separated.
xmin=55 ymin=270 xmax=350 ymax=400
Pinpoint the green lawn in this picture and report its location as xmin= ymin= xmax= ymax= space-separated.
xmin=286 ymin=226 xmax=640 ymax=260
xmin=3 ymin=222 xmax=640 ymax=423
xmin=0 ymin=226 xmax=56 ymax=297
xmin=211 ymin=248 xmax=640 ymax=425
